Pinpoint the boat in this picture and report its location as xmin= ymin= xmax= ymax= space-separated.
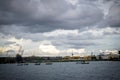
xmin=76 ymin=60 xmax=89 ymax=64
xmin=17 ymin=63 xmax=23 ymax=66
xmin=81 ymin=61 xmax=89 ymax=64
xmin=35 ymin=62 xmax=41 ymax=65
xmin=45 ymin=62 xmax=53 ymax=65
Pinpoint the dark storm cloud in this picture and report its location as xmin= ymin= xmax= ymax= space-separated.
xmin=0 ymin=25 xmax=26 ymax=35
xmin=0 ymin=0 xmax=105 ymax=34
xmin=0 ymin=0 xmax=119 ymax=37
xmin=0 ymin=0 xmax=69 ymax=25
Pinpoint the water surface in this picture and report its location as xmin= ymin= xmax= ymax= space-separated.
xmin=0 ymin=61 xmax=120 ymax=80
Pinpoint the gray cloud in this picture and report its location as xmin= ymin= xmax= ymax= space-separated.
xmin=4 ymin=41 xmax=16 ymax=45
xmin=106 ymin=4 xmax=120 ymax=27
xmin=0 ymin=0 xmax=120 ymax=53
xmin=0 ymin=0 xmax=106 ymax=34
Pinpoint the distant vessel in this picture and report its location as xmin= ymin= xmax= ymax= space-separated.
xmin=17 ymin=63 xmax=23 ymax=66
xmin=35 ymin=62 xmax=41 ymax=65
xmin=17 ymin=63 xmax=29 ymax=66
xmin=45 ymin=62 xmax=53 ymax=65
xmin=76 ymin=60 xmax=89 ymax=64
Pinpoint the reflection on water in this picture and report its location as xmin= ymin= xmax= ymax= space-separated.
xmin=0 ymin=61 xmax=120 ymax=80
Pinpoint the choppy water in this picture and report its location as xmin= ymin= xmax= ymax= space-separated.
xmin=0 ymin=61 xmax=120 ymax=80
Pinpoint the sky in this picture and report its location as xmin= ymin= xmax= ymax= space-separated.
xmin=0 ymin=0 xmax=120 ymax=57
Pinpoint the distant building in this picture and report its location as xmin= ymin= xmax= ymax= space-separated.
xmin=84 ymin=56 xmax=92 ymax=61
xmin=99 ymin=53 xmax=119 ymax=60
xmin=71 ymin=56 xmax=80 ymax=60
xmin=63 ymin=56 xmax=80 ymax=61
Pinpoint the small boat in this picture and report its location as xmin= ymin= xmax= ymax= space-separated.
xmin=81 ymin=61 xmax=89 ymax=64
xmin=17 ymin=63 xmax=23 ymax=66
xmin=45 ymin=62 xmax=53 ymax=65
xmin=35 ymin=62 xmax=41 ymax=65
xmin=76 ymin=61 xmax=89 ymax=64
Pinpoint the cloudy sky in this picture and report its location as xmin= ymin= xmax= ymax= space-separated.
xmin=0 ymin=0 xmax=120 ymax=57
